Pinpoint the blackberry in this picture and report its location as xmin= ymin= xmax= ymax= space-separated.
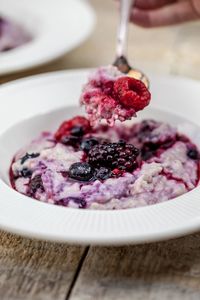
xmin=88 ymin=142 xmax=139 ymax=171
xmin=21 ymin=152 xmax=40 ymax=164
xmin=81 ymin=138 xmax=99 ymax=152
xmin=29 ymin=175 xmax=44 ymax=194
xmin=68 ymin=162 xmax=94 ymax=182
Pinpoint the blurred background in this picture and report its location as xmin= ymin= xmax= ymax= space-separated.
xmin=1 ymin=0 xmax=200 ymax=83
xmin=65 ymin=0 xmax=200 ymax=79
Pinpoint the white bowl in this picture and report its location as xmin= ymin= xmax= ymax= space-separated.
xmin=0 ymin=69 xmax=200 ymax=245
xmin=0 ymin=0 xmax=95 ymax=75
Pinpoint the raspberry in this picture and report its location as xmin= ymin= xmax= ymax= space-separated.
xmin=114 ymin=77 xmax=151 ymax=111
xmin=88 ymin=141 xmax=139 ymax=171
xmin=55 ymin=116 xmax=91 ymax=141
xmin=111 ymin=168 xmax=125 ymax=178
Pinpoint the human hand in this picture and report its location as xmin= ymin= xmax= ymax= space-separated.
xmin=130 ymin=0 xmax=200 ymax=27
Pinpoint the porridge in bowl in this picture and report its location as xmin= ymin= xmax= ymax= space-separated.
xmin=10 ymin=116 xmax=200 ymax=210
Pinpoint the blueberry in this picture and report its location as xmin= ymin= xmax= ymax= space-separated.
xmin=0 ymin=18 xmax=4 ymax=36
xmin=70 ymin=126 xmax=84 ymax=136
xmin=2 ymin=47 xmax=13 ymax=52
xmin=187 ymin=148 xmax=199 ymax=160
xmin=61 ymin=135 xmax=80 ymax=147
xmin=141 ymin=147 xmax=154 ymax=161
xmin=63 ymin=197 xmax=87 ymax=209
xmin=81 ymin=138 xmax=99 ymax=152
xmin=68 ymin=162 xmax=94 ymax=182
xmin=20 ymin=168 xmax=32 ymax=178
xmin=95 ymin=167 xmax=111 ymax=180
xmin=29 ymin=175 xmax=44 ymax=194
xmin=56 ymin=198 xmax=69 ymax=207
xmin=118 ymin=139 xmax=126 ymax=146
xmin=145 ymin=142 xmax=159 ymax=151
xmin=79 ymin=199 xmax=87 ymax=209
xmin=21 ymin=152 xmax=40 ymax=164
xmin=138 ymin=121 xmax=156 ymax=143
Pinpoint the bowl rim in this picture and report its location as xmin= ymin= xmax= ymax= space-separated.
xmin=0 ymin=69 xmax=200 ymax=245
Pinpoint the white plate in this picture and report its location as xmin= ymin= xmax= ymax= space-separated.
xmin=0 ymin=0 xmax=95 ymax=75
xmin=0 ymin=69 xmax=200 ymax=245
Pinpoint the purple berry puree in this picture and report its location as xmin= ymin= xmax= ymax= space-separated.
xmin=0 ymin=16 xmax=31 ymax=52
xmin=10 ymin=118 xmax=200 ymax=210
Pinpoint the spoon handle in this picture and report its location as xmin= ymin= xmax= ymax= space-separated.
xmin=116 ymin=0 xmax=134 ymax=58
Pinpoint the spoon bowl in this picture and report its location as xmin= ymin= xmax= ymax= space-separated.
xmin=113 ymin=55 xmax=149 ymax=87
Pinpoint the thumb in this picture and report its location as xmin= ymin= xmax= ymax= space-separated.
xmin=130 ymin=1 xmax=199 ymax=27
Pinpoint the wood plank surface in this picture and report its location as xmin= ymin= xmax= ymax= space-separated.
xmin=0 ymin=232 xmax=85 ymax=300
xmin=70 ymin=234 xmax=200 ymax=300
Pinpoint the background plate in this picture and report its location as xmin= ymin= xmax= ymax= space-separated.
xmin=0 ymin=0 xmax=95 ymax=75
xmin=0 ymin=70 xmax=200 ymax=245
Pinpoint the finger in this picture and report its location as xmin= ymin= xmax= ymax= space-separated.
xmin=130 ymin=1 xmax=199 ymax=27
xmin=134 ymin=0 xmax=176 ymax=10
xmin=115 ymin=0 xmax=175 ymax=10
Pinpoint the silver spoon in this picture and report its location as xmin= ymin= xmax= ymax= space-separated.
xmin=113 ymin=0 xmax=149 ymax=87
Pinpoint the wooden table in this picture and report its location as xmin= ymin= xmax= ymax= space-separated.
xmin=1 ymin=1 xmax=200 ymax=299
